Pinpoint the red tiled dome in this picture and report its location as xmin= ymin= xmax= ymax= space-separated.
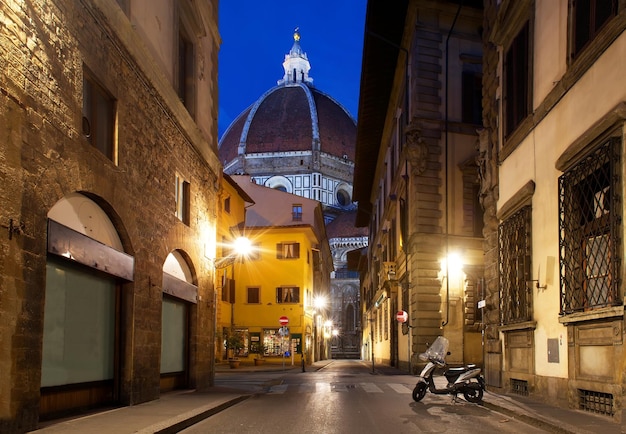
xmin=219 ymin=84 xmax=356 ymax=164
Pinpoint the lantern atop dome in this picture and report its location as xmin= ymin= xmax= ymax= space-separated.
xmin=278 ymin=28 xmax=313 ymax=86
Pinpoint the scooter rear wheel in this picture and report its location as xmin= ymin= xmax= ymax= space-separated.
xmin=412 ymin=383 xmax=427 ymax=402
xmin=463 ymin=385 xmax=483 ymax=403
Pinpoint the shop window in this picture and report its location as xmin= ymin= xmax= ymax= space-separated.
xmin=42 ymin=258 xmax=116 ymax=386
xmin=559 ymin=139 xmax=621 ymax=313
xmin=82 ymin=69 xmax=116 ymax=161
xmin=276 ymin=286 xmax=299 ymax=303
xmin=263 ymin=329 xmax=285 ymax=356
xmin=499 ymin=206 xmax=532 ymax=324
xmin=160 ymin=296 xmax=187 ymax=373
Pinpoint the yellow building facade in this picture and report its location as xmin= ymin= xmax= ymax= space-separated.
xmin=220 ymin=176 xmax=334 ymax=366
xmin=215 ymin=174 xmax=253 ymax=362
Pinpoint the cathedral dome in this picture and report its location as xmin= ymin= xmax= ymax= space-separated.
xmin=219 ymin=30 xmax=356 ymax=174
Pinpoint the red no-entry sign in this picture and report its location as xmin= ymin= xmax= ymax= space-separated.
xmin=396 ymin=311 xmax=408 ymax=323
xmin=279 ymin=316 xmax=289 ymax=326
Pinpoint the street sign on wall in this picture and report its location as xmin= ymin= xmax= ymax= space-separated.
xmin=279 ymin=316 xmax=289 ymax=326
xmin=396 ymin=310 xmax=408 ymax=323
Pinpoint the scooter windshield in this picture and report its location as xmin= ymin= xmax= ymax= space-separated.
xmin=418 ymin=336 xmax=449 ymax=364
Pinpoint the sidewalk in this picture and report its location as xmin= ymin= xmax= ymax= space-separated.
xmin=30 ymin=361 xmax=625 ymax=434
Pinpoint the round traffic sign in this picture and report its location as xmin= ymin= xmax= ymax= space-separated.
xmin=396 ymin=310 xmax=408 ymax=323
xmin=279 ymin=316 xmax=289 ymax=326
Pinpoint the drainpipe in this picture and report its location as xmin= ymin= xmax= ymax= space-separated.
xmin=442 ymin=1 xmax=463 ymax=327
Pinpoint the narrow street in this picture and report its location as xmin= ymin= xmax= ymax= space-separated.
xmin=182 ymin=360 xmax=550 ymax=433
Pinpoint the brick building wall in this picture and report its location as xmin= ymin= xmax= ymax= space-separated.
xmin=0 ymin=0 xmax=220 ymax=431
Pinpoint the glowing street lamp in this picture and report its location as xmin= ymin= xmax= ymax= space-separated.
xmin=211 ymin=236 xmax=253 ymax=269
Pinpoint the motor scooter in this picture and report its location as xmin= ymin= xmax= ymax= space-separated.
xmin=412 ymin=336 xmax=485 ymax=403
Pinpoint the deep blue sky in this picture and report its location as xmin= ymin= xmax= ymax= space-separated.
xmin=217 ymin=1 xmax=367 ymax=140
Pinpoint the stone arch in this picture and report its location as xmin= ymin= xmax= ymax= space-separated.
xmin=42 ymin=192 xmax=133 ymax=417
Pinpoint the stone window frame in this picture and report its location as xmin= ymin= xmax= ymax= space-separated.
xmin=490 ymin=0 xmax=535 ymax=160
xmin=82 ymin=67 xmax=117 ymax=163
xmin=175 ymin=172 xmax=191 ymax=225
xmin=177 ymin=2 xmax=201 ymax=119
xmin=558 ymin=135 xmax=622 ymax=315
xmin=555 ymin=104 xmax=626 ymax=324
xmin=569 ymin=0 xmax=619 ymax=62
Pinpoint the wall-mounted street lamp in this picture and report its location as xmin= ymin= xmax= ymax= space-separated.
xmin=209 ymin=236 xmax=253 ymax=269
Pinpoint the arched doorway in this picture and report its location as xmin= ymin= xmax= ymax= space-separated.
xmin=41 ymin=193 xmax=133 ymax=419
xmin=160 ymin=251 xmax=197 ymax=391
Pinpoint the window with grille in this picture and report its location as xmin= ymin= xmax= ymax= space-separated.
xmin=559 ymin=139 xmax=621 ymax=314
xmin=499 ymin=206 xmax=532 ymax=324
xmin=571 ymin=0 xmax=617 ymax=59
xmin=276 ymin=287 xmax=299 ymax=303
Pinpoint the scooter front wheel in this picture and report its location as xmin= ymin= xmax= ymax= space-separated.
xmin=412 ymin=383 xmax=427 ymax=402
xmin=463 ymin=385 xmax=483 ymax=403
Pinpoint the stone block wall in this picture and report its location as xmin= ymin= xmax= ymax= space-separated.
xmin=0 ymin=0 xmax=220 ymax=431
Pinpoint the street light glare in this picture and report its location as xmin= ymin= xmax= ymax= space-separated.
xmin=313 ymin=296 xmax=327 ymax=310
xmin=233 ymin=236 xmax=252 ymax=256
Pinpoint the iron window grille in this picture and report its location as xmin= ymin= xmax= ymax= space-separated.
xmin=499 ymin=206 xmax=533 ymax=324
xmin=559 ymin=138 xmax=621 ymax=314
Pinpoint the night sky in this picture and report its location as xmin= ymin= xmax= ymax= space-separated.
xmin=218 ymin=0 xmax=367 ymax=140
